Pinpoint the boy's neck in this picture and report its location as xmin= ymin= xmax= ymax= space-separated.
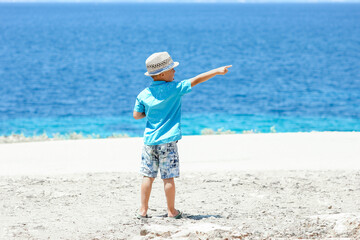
xmin=153 ymin=79 xmax=173 ymax=82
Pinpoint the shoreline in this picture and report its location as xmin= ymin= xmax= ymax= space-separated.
xmin=1 ymin=130 xmax=359 ymax=144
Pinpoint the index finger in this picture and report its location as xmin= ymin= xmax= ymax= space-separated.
xmin=224 ymin=65 xmax=232 ymax=69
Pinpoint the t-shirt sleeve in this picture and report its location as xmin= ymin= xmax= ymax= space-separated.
xmin=134 ymin=97 xmax=145 ymax=113
xmin=177 ymin=79 xmax=192 ymax=96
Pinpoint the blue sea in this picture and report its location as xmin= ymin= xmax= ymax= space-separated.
xmin=0 ymin=3 xmax=359 ymax=138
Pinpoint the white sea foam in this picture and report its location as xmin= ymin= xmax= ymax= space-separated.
xmin=0 ymin=132 xmax=129 ymax=144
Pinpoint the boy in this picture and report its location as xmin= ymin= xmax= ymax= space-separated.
xmin=133 ymin=52 xmax=231 ymax=219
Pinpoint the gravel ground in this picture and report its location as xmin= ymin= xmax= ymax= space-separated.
xmin=1 ymin=171 xmax=360 ymax=239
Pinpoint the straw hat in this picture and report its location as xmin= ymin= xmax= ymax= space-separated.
xmin=144 ymin=52 xmax=179 ymax=76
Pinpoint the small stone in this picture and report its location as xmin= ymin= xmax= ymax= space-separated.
xmin=140 ymin=229 xmax=148 ymax=236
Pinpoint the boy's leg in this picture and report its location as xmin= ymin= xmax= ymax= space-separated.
xmin=159 ymin=142 xmax=180 ymax=217
xmin=163 ymin=177 xmax=180 ymax=217
xmin=140 ymin=176 xmax=155 ymax=216
xmin=139 ymin=144 xmax=159 ymax=217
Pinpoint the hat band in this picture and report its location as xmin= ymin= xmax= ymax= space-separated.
xmin=148 ymin=62 xmax=175 ymax=75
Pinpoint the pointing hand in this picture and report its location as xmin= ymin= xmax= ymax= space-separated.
xmin=217 ymin=65 xmax=232 ymax=75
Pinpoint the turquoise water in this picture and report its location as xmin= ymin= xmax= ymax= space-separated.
xmin=2 ymin=114 xmax=359 ymax=138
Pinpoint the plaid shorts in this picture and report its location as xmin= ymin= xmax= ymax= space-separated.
xmin=140 ymin=141 xmax=180 ymax=179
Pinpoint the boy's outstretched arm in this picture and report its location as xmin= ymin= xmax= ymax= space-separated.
xmin=190 ymin=65 xmax=232 ymax=87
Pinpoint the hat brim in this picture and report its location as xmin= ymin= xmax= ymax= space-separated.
xmin=145 ymin=62 xmax=179 ymax=76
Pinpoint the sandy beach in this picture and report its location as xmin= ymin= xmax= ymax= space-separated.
xmin=1 ymin=132 xmax=360 ymax=239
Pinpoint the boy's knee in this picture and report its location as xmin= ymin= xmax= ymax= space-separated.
xmin=143 ymin=176 xmax=155 ymax=182
xmin=162 ymin=177 xmax=174 ymax=183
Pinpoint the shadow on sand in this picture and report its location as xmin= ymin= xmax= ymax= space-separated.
xmin=152 ymin=213 xmax=222 ymax=220
xmin=186 ymin=215 xmax=222 ymax=220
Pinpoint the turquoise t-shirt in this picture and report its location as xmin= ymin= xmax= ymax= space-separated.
xmin=134 ymin=79 xmax=192 ymax=145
